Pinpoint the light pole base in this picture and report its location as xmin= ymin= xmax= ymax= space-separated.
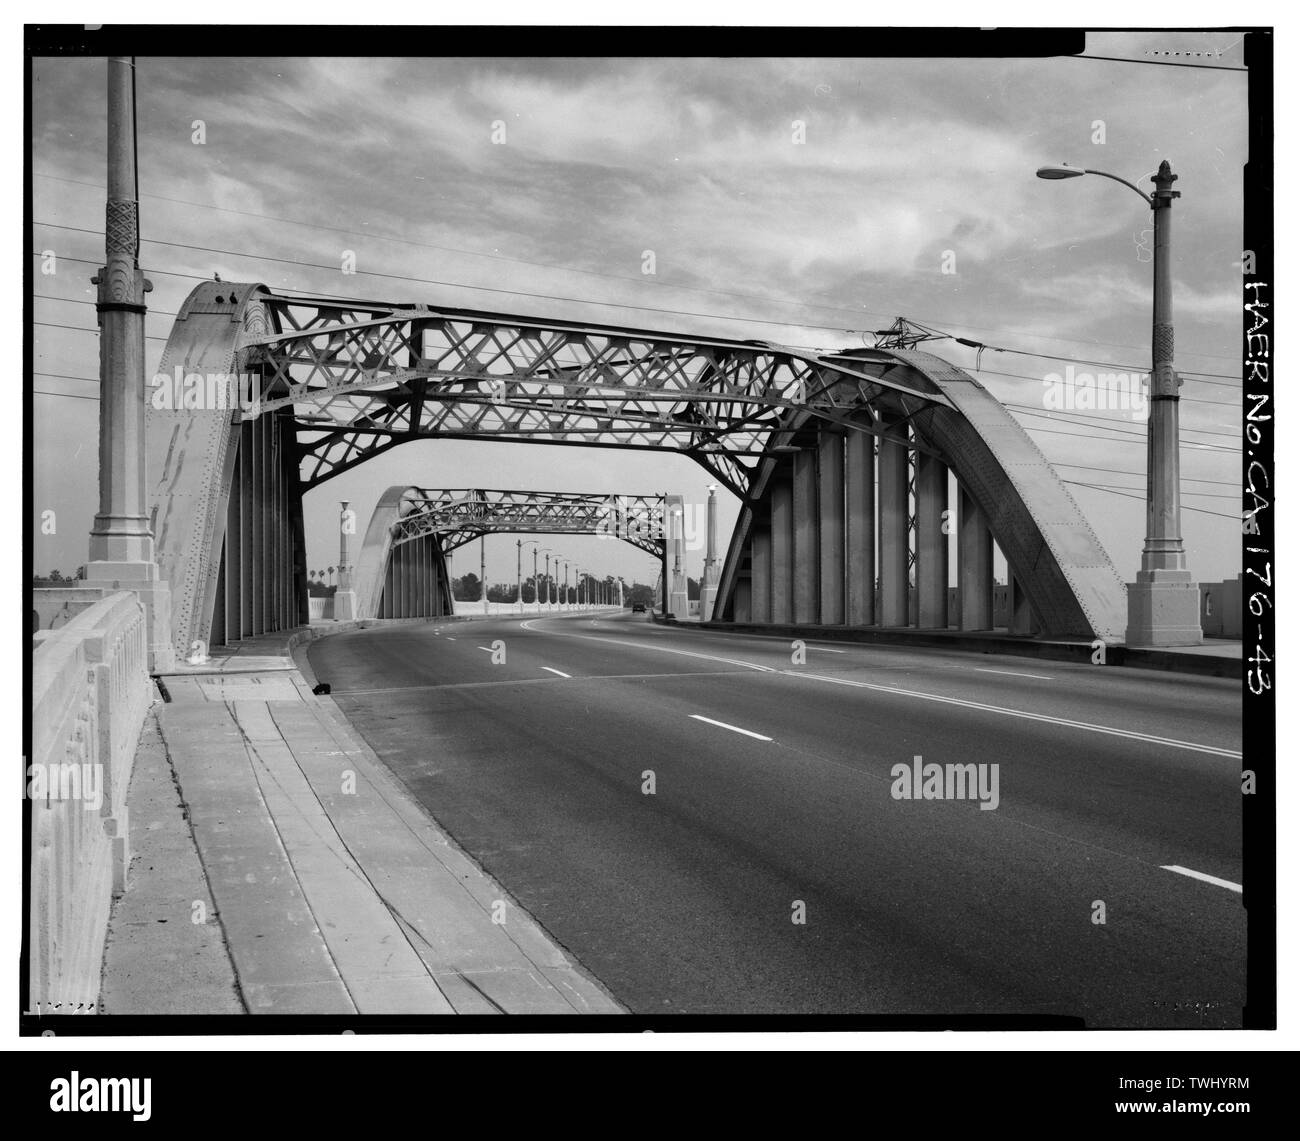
xmin=1126 ymin=573 xmax=1203 ymax=647
xmin=333 ymin=590 xmax=357 ymax=621
xmin=699 ymin=586 xmax=718 ymax=622
xmin=83 ymin=563 xmax=175 ymax=672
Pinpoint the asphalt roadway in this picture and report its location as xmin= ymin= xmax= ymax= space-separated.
xmin=307 ymin=609 xmax=1245 ymax=1024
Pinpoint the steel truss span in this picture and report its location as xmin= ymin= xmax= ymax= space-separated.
xmin=388 ymin=488 xmax=667 ymax=558
xmin=354 ymin=488 xmax=666 ymax=619
xmin=148 ymin=281 xmax=1126 ymax=654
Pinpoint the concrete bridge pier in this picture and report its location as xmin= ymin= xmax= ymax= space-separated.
xmin=792 ymin=449 xmax=819 ymax=624
xmin=817 ymin=435 xmax=845 ymax=625
xmin=845 ymin=431 xmax=876 ymax=626
xmin=878 ymin=424 xmax=910 ymax=627
xmin=958 ymin=487 xmax=994 ymax=630
xmin=915 ymin=452 xmax=949 ymax=629
xmin=770 ymin=477 xmax=794 ymax=624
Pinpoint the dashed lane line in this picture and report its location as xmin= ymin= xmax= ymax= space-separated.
xmin=973 ymin=667 xmax=1054 ymax=680
xmin=1161 ymin=865 xmax=1243 ymax=893
xmin=689 ymin=715 xmax=773 ymax=742
xmin=540 ymin=667 xmax=571 ymax=678
xmin=519 ymin=618 xmax=775 ymax=673
xmin=502 ymin=619 xmax=1236 ymax=758
xmin=787 ymin=672 xmax=1241 ymax=759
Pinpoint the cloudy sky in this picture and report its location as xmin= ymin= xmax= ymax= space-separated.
xmin=31 ymin=31 xmax=1249 ymax=594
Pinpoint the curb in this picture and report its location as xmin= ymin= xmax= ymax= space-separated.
xmin=650 ymin=615 xmax=1239 ymax=679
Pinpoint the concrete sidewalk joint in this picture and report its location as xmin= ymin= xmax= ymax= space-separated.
xmin=106 ymin=617 xmax=622 ymax=1015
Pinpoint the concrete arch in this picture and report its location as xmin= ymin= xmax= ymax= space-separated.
xmin=146 ymin=281 xmax=307 ymax=657
xmin=714 ymin=350 xmax=1126 ymax=640
xmin=148 ymin=282 xmax=1126 ymax=650
xmin=353 ymin=485 xmax=454 ymax=620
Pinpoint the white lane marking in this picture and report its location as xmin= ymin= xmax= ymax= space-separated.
xmin=811 ymin=646 xmax=847 ymax=653
xmin=1161 ymin=865 xmax=1243 ymax=893
xmin=446 ymin=637 xmax=456 ymax=641
xmin=973 ymin=667 xmax=1054 ymax=680
xmin=690 ymin=715 xmax=773 ymax=742
xmin=540 ymin=667 xmax=571 ymax=678
xmin=517 ymin=617 xmax=774 ymax=673
xmin=790 ymin=672 xmax=1241 ymax=759
xmin=477 ymin=645 xmax=493 ymax=652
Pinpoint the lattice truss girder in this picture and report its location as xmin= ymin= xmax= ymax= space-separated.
xmin=238 ymin=292 xmax=953 ymax=497
xmin=389 ymin=488 xmax=668 ymax=559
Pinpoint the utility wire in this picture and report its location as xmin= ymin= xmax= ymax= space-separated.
xmin=1061 ymin=52 xmax=1247 ymax=73
xmin=31 ymin=213 xmax=1243 ymax=371
xmin=1054 ymin=461 xmax=1236 ymax=487
xmin=1004 ymin=402 xmax=1239 ymax=441
xmin=1064 ymin=481 xmax=1240 ymax=520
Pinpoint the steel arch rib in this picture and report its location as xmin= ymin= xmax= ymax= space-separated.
xmin=712 ymin=352 xmax=1126 ymax=639
xmin=149 ymin=282 xmax=1125 ymax=648
xmin=355 ymin=485 xmax=422 ymax=620
xmin=896 ymin=349 xmax=1126 ymax=640
xmin=146 ymin=281 xmax=278 ymax=655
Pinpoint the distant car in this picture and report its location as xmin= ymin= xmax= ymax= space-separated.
xmin=631 ymin=602 xmax=647 ymax=613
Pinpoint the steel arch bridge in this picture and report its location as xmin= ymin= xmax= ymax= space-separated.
xmin=146 ymin=280 xmax=1126 ymax=655
xmin=353 ymin=488 xmax=668 ymax=620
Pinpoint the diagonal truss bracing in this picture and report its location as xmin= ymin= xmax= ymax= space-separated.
xmin=151 ymin=281 xmax=1128 ymax=649
xmin=388 ymin=488 xmax=668 ymax=559
xmin=236 ymin=288 xmax=953 ymax=497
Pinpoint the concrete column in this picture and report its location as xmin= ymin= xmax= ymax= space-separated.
xmin=414 ymin=540 xmax=423 ymax=616
xmin=878 ymin=425 xmax=909 ymax=626
xmin=700 ymin=486 xmax=720 ymax=621
xmin=750 ymin=528 xmax=772 ymax=622
xmin=770 ymin=477 xmax=794 ymax=624
xmin=915 ymin=452 xmax=948 ymax=628
xmin=958 ymin=487 xmax=993 ymax=630
xmin=334 ymin=500 xmax=357 ymax=621
xmin=792 ymin=449 xmax=820 ymax=624
xmin=733 ymin=579 xmax=752 ymax=623
xmin=845 ymin=430 xmax=875 ymax=625
xmin=668 ymin=493 xmax=689 ymax=619
xmin=1010 ymin=574 xmax=1037 ymax=635
xmin=816 ymin=433 xmax=845 ymax=625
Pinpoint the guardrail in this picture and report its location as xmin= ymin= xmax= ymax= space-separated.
xmin=30 ymin=591 xmax=152 ymax=1008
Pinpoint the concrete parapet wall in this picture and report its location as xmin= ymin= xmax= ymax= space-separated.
xmin=30 ymin=592 xmax=152 ymax=1008
xmin=1200 ymin=575 xmax=1243 ymax=639
xmin=32 ymin=587 xmax=108 ymax=635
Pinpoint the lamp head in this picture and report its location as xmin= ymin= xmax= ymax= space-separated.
xmin=1036 ymin=164 xmax=1085 ymax=180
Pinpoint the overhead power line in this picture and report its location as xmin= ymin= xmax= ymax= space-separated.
xmin=1061 ymin=52 xmax=1247 ymax=73
xmin=31 ymin=212 xmax=1243 ymax=371
xmin=1064 ymin=481 xmax=1239 ymax=520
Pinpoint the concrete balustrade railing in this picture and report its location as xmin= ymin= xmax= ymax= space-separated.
xmin=30 ymin=591 xmax=152 ymax=1008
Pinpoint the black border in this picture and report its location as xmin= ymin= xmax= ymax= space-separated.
xmin=22 ymin=24 xmax=1273 ymax=1040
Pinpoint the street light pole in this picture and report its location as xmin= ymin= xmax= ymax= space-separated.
xmin=516 ymin=539 xmax=523 ymax=615
xmin=83 ymin=57 xmax=173 ymax=669
xmin=701 ymin=484 xmax=719 ymax=620
xmin=1036 ymin=159 xmax=1201 ymax=646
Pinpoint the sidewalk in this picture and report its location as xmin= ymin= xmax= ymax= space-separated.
xmin=101 ymin=621 xmax=622 ymax=1015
